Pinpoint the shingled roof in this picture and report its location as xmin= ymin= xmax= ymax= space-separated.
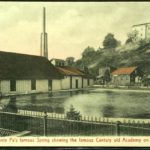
xmin=112 ymin=66 xmax=137 ymax=75
xmin=0 ymin=51 xmax=63 ymax=79
xmin=56 ymin=66 xmax=93 ymax=78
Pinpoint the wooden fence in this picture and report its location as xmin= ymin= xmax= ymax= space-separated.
xmin=0 ymin=110 xmax=150 ymax=136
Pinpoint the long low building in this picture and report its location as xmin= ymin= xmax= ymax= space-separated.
xmin=0 ymin=51 xmax=94 ymax=95
xmin=0 ymin=51 xmax=63 ymax=95
xmin=55 ymin=66 xmax=94 ymax=90
xmin=50 ymin=58 xmax=94 ymax=90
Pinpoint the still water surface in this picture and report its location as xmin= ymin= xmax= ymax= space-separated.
xmin=0 ymin=88 xmax=150 ymax=119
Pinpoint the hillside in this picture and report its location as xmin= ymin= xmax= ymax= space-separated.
xmin=74 ymin=43 xmax=150 ymax=77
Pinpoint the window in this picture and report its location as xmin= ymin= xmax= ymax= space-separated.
xmin=31 ymin=79 xmax=36 ymax=90
xmin=10 ymin=79 xmax=16 ymax=91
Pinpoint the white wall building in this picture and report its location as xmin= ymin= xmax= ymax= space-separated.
xmin=132 ymin=23 xmax=150 ymax=42
xmin=56 ymin=66 xmax=94 ymax=90
xmin=50 ymin=59 xmax=94 ymax=90
xmin=0 ymin=51 xmax=94 ymax=95
xmin=0 ymin=51 xmax=63 ymax=95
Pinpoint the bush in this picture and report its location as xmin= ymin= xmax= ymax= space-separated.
xmin=66 ymin=105 xmax=81 ymax=120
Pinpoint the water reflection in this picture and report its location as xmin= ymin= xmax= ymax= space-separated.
xmin=70 ymin=91 xmax=73 ymax=97
xmin=55 ymin=107 xmax=64 ymax=113
xmin=31 ymin=94 xmax=36 ymax=104
xmin=3 ymin=96 xmax=18 ymax=113
xmin=1 ymin=89 xmax=150 ymax=119
xmin=48 ymin=92 xmax=53 ymax=97
xmin=101 ymin=104 xmax=115 ymax=117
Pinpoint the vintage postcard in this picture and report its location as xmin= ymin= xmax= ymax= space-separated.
xmin=0 ymin=1 xmax=150 ymax=147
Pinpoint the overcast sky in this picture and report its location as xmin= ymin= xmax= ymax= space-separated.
xmin=0 ymin=2 xmax=150 ymax=60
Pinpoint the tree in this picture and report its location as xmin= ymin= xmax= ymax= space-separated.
xmin=103 ymin=33 xmax=118 ymax=49
xmin=66 ymin=105 xmax=81 ymax=120
xmin=83 ymin=66 xmax=89 ymax=73
xmin=103 ymin=68 xmax=111 ymax=84
xmin=66 ymin=57 xmax=75 ymax=66
xmin=82 ymin=46 xmax=95 ymax=58
xmin=125 ymin=37 xmax=133 ymax=44
xmin=3 ymin=96 xmax=18 ymax=113
xmin=96 ymin=47 xmax=103 ymax=52
xmin=126 ymin=30 xmax=139 ymax=44
xmin=74 ymin=59 xmax=84 ymax=70
xmin=139 ymin=39 xmax=147 ymax=47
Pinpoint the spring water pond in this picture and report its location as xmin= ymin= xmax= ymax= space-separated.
xmin=0 ymin=88 xmax=150 ymax=119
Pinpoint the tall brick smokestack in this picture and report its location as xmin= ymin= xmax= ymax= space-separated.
xmin=40 ymin=7 xmax=48 ymax=59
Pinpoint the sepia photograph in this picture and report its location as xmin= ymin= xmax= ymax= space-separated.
xmin=0 ymin=1 xmax=150 ymax=147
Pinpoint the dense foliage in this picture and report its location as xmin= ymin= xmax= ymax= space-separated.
xmin=67 ymin=33 xmax=150 ymax=77
xmin=103 ymin=33 xmax=120 ymax=49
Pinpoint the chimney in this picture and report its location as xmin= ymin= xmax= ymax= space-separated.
xmin=40 ymin=7 xmax=48 ymax=59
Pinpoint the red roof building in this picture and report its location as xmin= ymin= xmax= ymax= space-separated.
xmin=111 ymin=66 xmax=143 ymax=86
xmin=112 ymin=67 xmax=137 ymax=75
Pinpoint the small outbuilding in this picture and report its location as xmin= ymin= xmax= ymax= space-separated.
xmin=111 ymin=66 xmax=143 ymax=86
xmin=56 ymin=66 xmax=94 ymax=89
xmin=50 ymin=58 xmax=94 ymax=90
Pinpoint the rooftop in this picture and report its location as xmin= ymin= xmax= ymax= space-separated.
xmin=0 ymin=51 xmax=63 ymax=79
xmin=56 ymin=66 xmax=85 ymax=76
xmin=132 ymin=22 xmax=150 ymax=27
xmin=50 ymin=58 xmax=65 ymax=62
xmin=112 ymin=66 xmax=137 ymax=75
xmin=56 ymin=66 xmax=93 ymax=78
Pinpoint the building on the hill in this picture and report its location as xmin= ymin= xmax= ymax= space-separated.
xmin=50 ymin=58 xmax=94 ymax=90
xmin=0 ymin=51 xmax=63 ymax=95
xmin=132 ymin=22 xmax=150 ymax=42
xmin=111 ymin=66 xmax=143 ymax=86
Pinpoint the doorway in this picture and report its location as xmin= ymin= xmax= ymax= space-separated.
xmin=48 ymin=80 xmax=52 ymax=91
xmin=10 ymin=79 xmax=16 ymax=91
xmin=75 ymin=79 xmax=78 ymax=88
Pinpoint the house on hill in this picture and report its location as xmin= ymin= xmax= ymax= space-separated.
xmin=0 ymin=51 xmax=63 ymax=95
xmin=132 ymin=22 xmax=150 ymax=42
xmin=111 ymin=66 xmax=143 ymax=86
xmin=50 ymin=58 xmax=94 ymax=90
